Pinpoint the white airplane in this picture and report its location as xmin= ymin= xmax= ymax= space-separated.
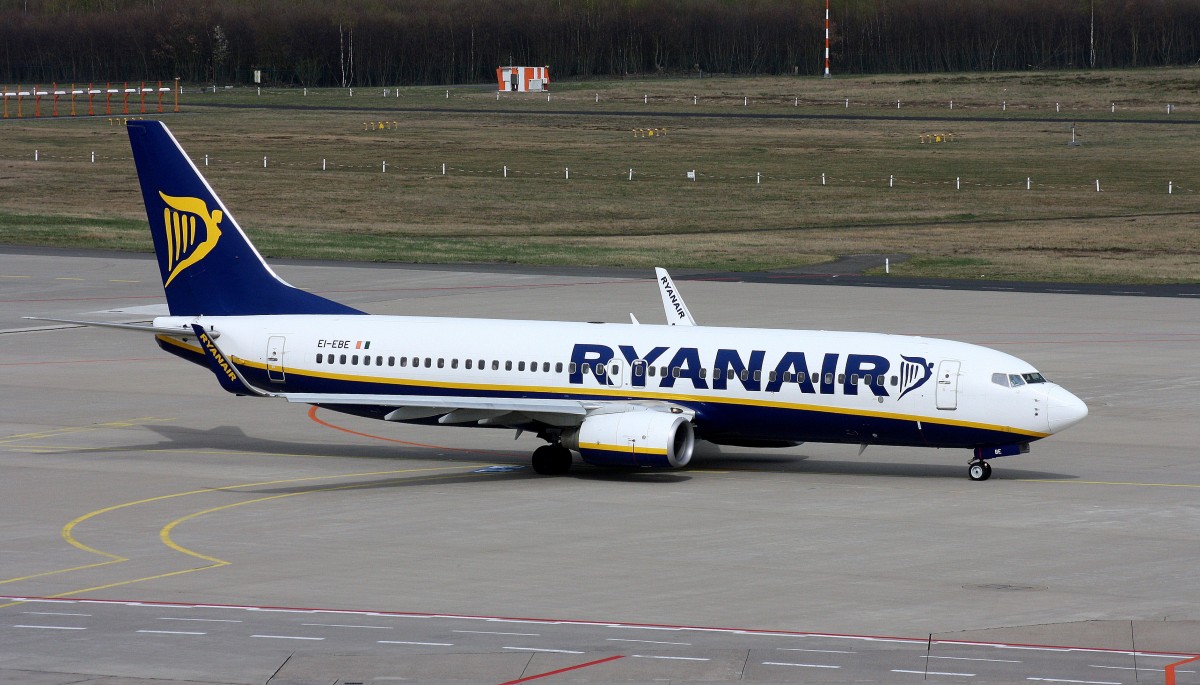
xmin=32 ymin=121 xmax=1088 ymax=481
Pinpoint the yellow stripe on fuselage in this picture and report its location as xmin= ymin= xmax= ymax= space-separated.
xmin=155 ymin=335 xmax=1048 ymax=439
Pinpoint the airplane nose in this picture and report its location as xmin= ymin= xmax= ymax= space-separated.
xmin=1046 ymin=385 xmax=1088 ymax=433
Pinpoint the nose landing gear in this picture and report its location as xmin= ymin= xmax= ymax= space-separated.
xmin=968 ymin=460 xmax=992 ymax=481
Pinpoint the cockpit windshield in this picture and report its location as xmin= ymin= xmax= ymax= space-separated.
xmin=993 ymin=372 xmax=1048 ymax=388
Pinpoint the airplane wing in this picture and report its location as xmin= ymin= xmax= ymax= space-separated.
xmin=281 ymin=393 xmax=694 ymax=427
xmin=654 ymin=268 xmax=697 ymax=326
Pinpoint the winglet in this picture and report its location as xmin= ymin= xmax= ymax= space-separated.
xmin=654 ymin=268 xmax=696 ymax=326
xmin=190 ymin=324 xmax=273 ymax=397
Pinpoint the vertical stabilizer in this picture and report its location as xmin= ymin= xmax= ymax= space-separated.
xmin=127 ymin=120 xmax=362 ymax=316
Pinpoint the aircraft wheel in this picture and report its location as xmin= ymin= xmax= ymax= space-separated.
xmin=968 ymin=460 xmax=992 ymax=482
xmin=532 ymin=444 xmax=572 ymax=475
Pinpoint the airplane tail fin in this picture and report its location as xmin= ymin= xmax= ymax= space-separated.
xmin=126 ymin=120 xmax=362 ymax=317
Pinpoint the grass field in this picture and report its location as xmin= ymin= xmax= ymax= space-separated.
xmin=2 ymin=69 xmax=1199 ymax=282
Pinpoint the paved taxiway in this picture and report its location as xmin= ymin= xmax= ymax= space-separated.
xmin=2 ymin=249 xmax=1198 ymax=683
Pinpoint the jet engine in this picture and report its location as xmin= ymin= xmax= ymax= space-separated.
xmin=563 ymin=410 xmax=694 ymax=468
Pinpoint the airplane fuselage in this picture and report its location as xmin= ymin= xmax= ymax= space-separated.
xmin=155 ymin=314 xmax=1073 ymax=451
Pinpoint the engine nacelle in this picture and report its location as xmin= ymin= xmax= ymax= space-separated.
xmin=563 ymin=411 xmax=694 ymax=468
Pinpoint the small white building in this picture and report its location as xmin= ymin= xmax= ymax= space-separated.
xmin=496 ymin=66 xmax=550 ymax=93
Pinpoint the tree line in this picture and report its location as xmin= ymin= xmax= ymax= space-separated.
xmin=2 ymin=0 xmax=1198 ymax=86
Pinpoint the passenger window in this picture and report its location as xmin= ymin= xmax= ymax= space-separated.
xmin=825 ymin=373 xmax=833 ymax=384
xmin=376 ymin=356 xmax=382 ymax=366
xmin=518 ymin=361 xmax=526 ymax=371
xmin=389 ymin=356 xmax=395 ymax=366
xmin=838 ymin=373 xmax=844 ymax=384
xmin=740 ymin=370 xmax=748 ymax=381
xmin=769 ymin=371 xmax=778 ymax=383
xmin=634 ymin=364 xmax=644 ymax=377
xmin=424 ymin=357 xmax=432 ymax=368
xmin=465 ymin=359 xmax=472 ymax=369
xmin=492 ymin=360 xmax=499 ymax=370
xmin=316 ymin=353 xmax=323 ymax=363
xmin=596 ymin=364 xmax=606 ymax=376
xmin=340 ymin=354 xmax=347 ymax=364
xmin=783 ymin=372 xmax=793 ymax=382
xmin=352 ymin=355 xmax=359 ymax=365
xmin=582 ymin=363 xmax=590 ymax=374
xmin=648 ymin=366 xmax=656 ymax=377
xmin=556 ymin=362 xmax=563 ymax=373
xmin=850 ymin=374 xmax=858 ymax=384
xmin=451 ymin=359 xmax=458 ymax=369
xmin=727 ymin=369 xmax=735 ymax=381
xmin=568 ymin=362 xmax=576 ymax=374
xmin=399 ymin=357 xmax=407 ymax=367
xmin=505 ymin=360 xmax=513 ymax=371
xmin=672 ymin=367 xmax=681 ymax=378
xmin=813 ymin=372 xmax=821 ymax=385
xmin=699 ymin=368 xmax=707 ymax=379
xmin=363 ymin=355 xmax=371 ymax=366
xmin=753 ymin=370 xmax=761 ymax=382
xmin=864 ymin=374 xmax=872 ymax=385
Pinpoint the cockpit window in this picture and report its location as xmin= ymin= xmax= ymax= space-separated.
xmin=1021 ymin=372 xmax=1046 ymax=384
xmin=1008 ymin=374 xmax=1026 ymax=387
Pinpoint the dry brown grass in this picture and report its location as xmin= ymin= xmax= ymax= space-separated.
xmin=1 ymin=69 xmax=1198 ymax=282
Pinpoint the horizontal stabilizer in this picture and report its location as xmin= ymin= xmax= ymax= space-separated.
xmin=22 ymin=316 xmax=199 ymax=336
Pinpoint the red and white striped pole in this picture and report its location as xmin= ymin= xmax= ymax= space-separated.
xmin=823 ymin=0 xmax=831 ymax=78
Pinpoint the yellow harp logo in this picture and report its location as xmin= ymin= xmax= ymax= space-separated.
xmin=159 ymin=191 xmax=223 ymax=286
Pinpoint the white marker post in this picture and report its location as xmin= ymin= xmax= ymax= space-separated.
xmin=756 ymin=172 xmax=761 ymax=185
xmin=503 ymin=165 xmax=507 ymax=178
xmin=885 ymin=258 xmax=890 ymax=274
xmin=1027 ymin=177 xmax=1031 ymax=190
xmin=382 ymin=161 xmax=386 ymax=173
xmin=889 ymin=174 xmax=894 ymax=187
xmin=322 ymin=158 xmax=326 ymax=171
xmin=956 ymin=177 xmax=961 ymax=190
xmin=91 ymin=151 xmax=95 ymax=163
xmin=442 ymin=163 xmax=446 ymax=175
xmin=628 ymin=168 xmax=633 ymax=181
xmin=565 ymin=167 xmax=569 ymax=180
xmin=822 ymin=173 xmax=826 ymax=185
xmin=263 ymin=156 xmax=267 ymax=168
xmin=1096 ymin=179 xmax=1101 ymax=192
xmin=205 ymin=154 xmax=208 ymax=166
xmin=1168 ymin=181 xmax=1173 ymax=194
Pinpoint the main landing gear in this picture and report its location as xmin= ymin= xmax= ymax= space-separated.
xmin=968 ymin=460 xmax=993 ymax=481
xmin=532 ymin=443 xmax=573 ymax=476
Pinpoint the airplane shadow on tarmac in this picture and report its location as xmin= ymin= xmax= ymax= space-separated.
xmin=81 ymin=423 xmax=1076 ymax=484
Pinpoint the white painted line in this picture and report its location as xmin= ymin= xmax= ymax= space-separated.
xmin=1026 ymin=679 xmax=1120 ymax=684
xmin=302 ymin=623 xmax=393 ymax=630
xmin=779 ymin=647 xmax=855 ymax=654
xmin=1047 ymin=289 xmax=1080 ymax=292
xmin=159 ymin=617 xmax=242 ymax=623
xmin=251 ymin=634 xmax=324 ymax=641
xmin=22 ymin=612 xmax=90 ymax=617
xmin=13 ymin=625 xmax=86 ymax=630
xmin=924 ymin=655 xmax=1022 ymax=663
xmin=136 ymin=630 xmax=205 ymax=636
xmin=503 ymin=647 xmax=584 ymax=654
xmin=608 ymin=638 xmax=692 ymax=646
xmin=454 ymin=630 xmax=541 ymax=636
xmin=1089 ymin=664 xmax=1166 ymax=672
xmin=379 ymin=640 xmax=454 ymax=646
xmin=632 ymin=655 xmax=710 ymax=661
xmin=893 ymin=669 xmax=975 ymax=677
xmin=763 ymin=661 xmax=840 ymax=668
xmin=1113 ymin=291 xmax=1144 ymax=295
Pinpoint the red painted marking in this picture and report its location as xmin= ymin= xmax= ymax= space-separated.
xmin=1167 ymin=654 xmax=1200 ymax=685
xmin=306 ymin=406 xmax=512 ymax=456
xmin=495 ymin=655 xmax=624 ymax=685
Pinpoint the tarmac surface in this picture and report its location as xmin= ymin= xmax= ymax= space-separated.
xmin=2 ymin=249 xmax=1198 ymax=683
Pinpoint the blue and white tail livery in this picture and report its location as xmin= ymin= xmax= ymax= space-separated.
xmin=30 ymin=121 xmax=1087 ymax=481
